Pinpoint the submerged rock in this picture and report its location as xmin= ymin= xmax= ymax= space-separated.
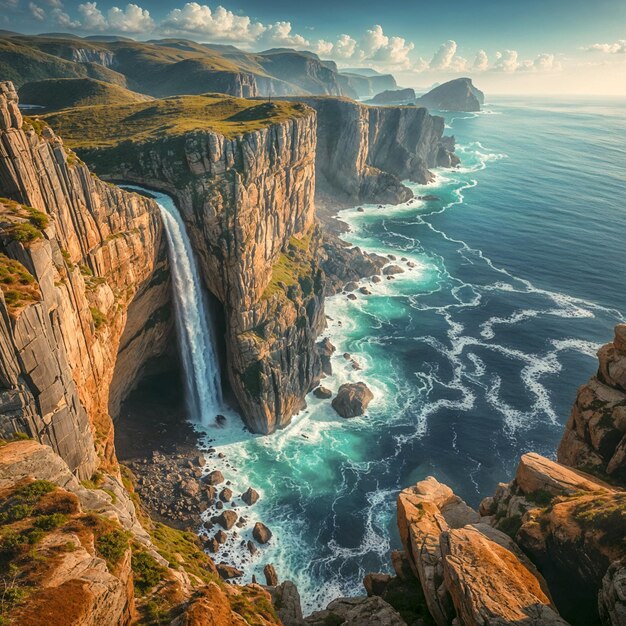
xmin=332 ymin=382 xmax=374 ymax=418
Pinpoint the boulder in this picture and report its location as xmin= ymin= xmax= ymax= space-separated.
xmin=599 ymin=558 xmax=626 ymax=626
xmin=219 ymin=487 xmax=233 ymax=502
xmin=382 ymin=264 xmax=404 ymax=276
xmin=216 ymin=510 xmax=238 ymax=530
xmin=304 ymin=596 xmax=405 ymax=625
xmin=264 ymin=563 xmax=279 ymax=586
xmin=217 ymin=563 xmax=243 ymax=580
xmin=215 ymin=530 xmax=227 ymax=544
xmin=268 ymin=581 xmax=303 ymax=626
xmin=331 ymin=382 xmax=374 ymax=418
xmin=441 ymin=525 xmax=568 ymax=625
xmin=316 ymin=338 xmax=336 ymax=376
xmin=253 ymin=521 xmax=272 ymax=544
xmin=204 ymin=470 xmax=224 ymax=486
xmin=364 ymin=573 xmax=392 ymax=597
xmin=242 ymin=487 xmax=260 ymax=506
xmin=313 ymin=386 xmax=332 ymax=400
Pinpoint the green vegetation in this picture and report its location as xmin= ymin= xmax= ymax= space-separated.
xmin=526 ymin=489 xmax=554 ymax=506
xmin=498 ymin=514 xmax=523 ymax=538
xmin=262 ymin=230 xmax=316 ymax=299
xmin=230 ymin=591 xmax=278 ymax=625
xmin=573 ymin=492 xmax=626 ymax=546
xmin=90 ymin=306 xmax=107 ymax=330
xmin=0 ymin=254 xmax=40 ymax=315
xmin=43 ymin=93 xmax=311 ymax=148
xmin=131 ymin=549 xmax=167 ymax=595
xmin=0 ymin=197 xmax=49 ymax=248
xmin=21 ymin=116 xmax=48 ymax=137
xmin=19 ymin=78 xmax=150 ymax=112
xmin=95 ymin=529 xmax=130 ymax=568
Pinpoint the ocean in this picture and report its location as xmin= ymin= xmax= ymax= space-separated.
xmin=196 ymin=96 xmax=626 ymax=613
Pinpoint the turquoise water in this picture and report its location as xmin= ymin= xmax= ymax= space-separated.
xmin=199 ymin=97 xmax=626 ymax=612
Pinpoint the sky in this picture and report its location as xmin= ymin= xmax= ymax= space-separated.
xmin=3 ymin=0 xmax=626 ymax=95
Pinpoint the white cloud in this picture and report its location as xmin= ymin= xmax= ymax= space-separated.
xmin=474 ymin=49 xmax=489 ymax=71
xmin=491 ymin=49 xmax=562 ymax=73
xmin=78 ymin=2 xmax=107 ymax=30
xmin=52 ymin=7 xmax=80 ymax=27
xmin=430 ymin=40 xmax=458 ymax=70
xmin=584 ymin=40 xmax=626 ymax=54
xmin=493 ymin=49 xmax=519 ymax=72
xmin=260 ymin=21 xmax=309 ymax=48
xmin=28 ymin=1 xmax=45 ymax=20
xmin=161 ymin=3 xmax=264 ymax=41
xmin=107 ymin=3 xmax=153 ymax=32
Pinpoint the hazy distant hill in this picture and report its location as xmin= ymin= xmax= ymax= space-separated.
xmin=0 ymin=33 xmax=397 ymax=100
xmin=416 ymin=77 xmax=485 ymax=111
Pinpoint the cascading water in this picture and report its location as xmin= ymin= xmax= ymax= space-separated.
xmin=123 ymin=186 xmax=222 ymax=426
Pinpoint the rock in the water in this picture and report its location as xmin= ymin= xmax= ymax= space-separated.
xmin=215 ymin=530 xmax=227 ymax=544
xmin=219 ymin=487 xmax=233 ymax=502
xmin=264 ymin=563 xmax=279 ymax=586
xmin=331 ymin=382 xmax=374 ymax=418
xmin=253 ymin=521 xmax=272 ymax=544
xmin=216 ymin=510 xmax=237 ymax=530
xmin=204 ymin=470 xmax=224 ymax=485
xmin=382 ymin=264 xmax=404 ymax=276
xmin=317 ymin=338 xmax=336 ymax=376
xmin=242 ymin=487 xmax=260 ymax=506
xmin=247 ymin=540 xmax=258 ymax=555
xmin=217 ymin=562 xmax=243 ymax=580
xmin=313 ymin=386 xmax=332 ymax=399
xmin=206 ymin=537 xmax=219 ymax=553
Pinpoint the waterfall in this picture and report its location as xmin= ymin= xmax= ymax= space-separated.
xmin=123 ymin=186 xmax=222 ymax=426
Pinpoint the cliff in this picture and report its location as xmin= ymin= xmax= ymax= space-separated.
xmin=288 ymin=97 xmax=459 ymax=209
xmin=0 ymin=81 xmax=170 ymax=477
xmin=44 ymin=95 xmax=322 ymax=434
xmin=366 ymin=88 xmax=416 ymax=105
xmin=350 ymin=325 xmax=626 ymax=626
xmin=416 ymin=77 xmax=485 ymax=112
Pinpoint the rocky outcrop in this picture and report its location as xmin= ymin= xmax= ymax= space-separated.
xmin=287 ymin=97 xmax=459 ymax=208
xmin=0 ymin=81 xmax=170 ymax=477
xmin=558 ymin=324 xmax=626 ymax=482
xmin=366 ymin=88 xmax=416 ymax=105
xmin=416 ymin=77 xmax=485 ymax=112
xmin=600 ymin=558 xmax=626 ymax=626
xmin=305 ymin=596 xmax=405 ymax=625
xmin=71 ymin=102 xmax=321 ymax=434
xmin=331 ymin=382 xmax=374 ymax=417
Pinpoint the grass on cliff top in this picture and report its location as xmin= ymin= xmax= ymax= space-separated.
xmin=18 ymin=77 xmax=150 ymax=113
xmin=43 ymin=93 xmax=311 ymax=148
xmin=0 ymin=254 xmax=40 ymax=317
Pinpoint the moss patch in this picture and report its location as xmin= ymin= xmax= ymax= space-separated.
xmin=0 ymin=254 xmax=40 ymax=316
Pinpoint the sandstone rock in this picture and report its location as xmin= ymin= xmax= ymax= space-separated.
xmin=305 ymin=596 xmax=405 ymax=625
xmin=364 ymin=572 xmax=392 ymax=597
xmin=599 ymin=558 xmax=626 ymax=626
xmin=331 ymin=382 xmax=374 ymax=418
xmin=215 ymin=530 xmax=227 ymax=544
xmin=441 ymin=525 xmax=568 ymax=625
xmin=206 ymin=537 xmax=219 ymax=553
xmin=615 ymin=324 xmax=626 ymax=354
xmin=264 ymin=563 xmax=279 ymax=586
xmin=181 ymin=480 xmax=200 ymax=497
xmin=313 ymin=386 xmax=332 ymax=399
xmin=217 ymin=563 xmax=243 ymax=580
xmin=268 ymin=581 xmax=303 ymax=626
xmin=204 ymin=470 xmax=225 ymax=485
xmin=242 ymin=487 xmax=260 ymax=505
xmin=253 ymin=521 xmax=272 ymax=544
xmin=219 ymin=487 xmax=233 ymax=502
xmin=247 ymin=540 xmax=258 ymax=555
xmin=316 ymin=338 xmax=336 ymax=376
xmin=216 ymin=510 xmax=238 ymax=530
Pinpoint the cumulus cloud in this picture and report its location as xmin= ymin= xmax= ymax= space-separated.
xmin=491 ymin=49 xmax=562 ymax=73
xmin=75 ymin=2 xmax=152 ymax=33
xmin=473 ymin=49 xmax=489 ymax=71
xmin=430 ymin=40 xmax=458 ymax=70
xmin=584 ymin=40 xmax=626 ymax=54
xmin=52 ymin=7 xmax=80 ymax=28
xmin=161 ymin=3 xmax=264 ymax=41
xmin=28 ymin=1 xmax=45 ymax=20
xmin=260 ymin=21 xmax=309 ymax=47
xmin=313 ymin=25 xmax=414 ymax=69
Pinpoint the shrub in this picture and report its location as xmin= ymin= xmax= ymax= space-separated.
xmin=7 ymin=223 xmax=42 ymax=244
xmin=15 ymin=480 xmax=55 ymax=503
xmin=90 ymin=306 xmax=107 ymax=330
xmin=132 ymin=550 xmax=166 ymax=594
xmin=96 ymin=529 xmax=129 ymax=567
xmin=34 ymin=513 xmax=67 ymax=531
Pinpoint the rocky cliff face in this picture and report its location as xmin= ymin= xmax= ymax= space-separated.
xmin=78 ymin=106 xmax=321 ymax=434
xmin=0 ymin=81 xmax=171 ymax=477
xmin=416 ymin=77 xmax=485 ymax=112
xmin=286 ymin=97 xmax=459 ymax=209
xmin=358 ymin=325 xmax=625 ymax=626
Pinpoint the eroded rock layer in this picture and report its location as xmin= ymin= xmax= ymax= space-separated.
xmin=0 ymin=81 xmax=170 ymax=476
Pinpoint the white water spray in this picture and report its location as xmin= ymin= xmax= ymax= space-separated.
xmin=124 ymin=186 xmax=222 ymax=426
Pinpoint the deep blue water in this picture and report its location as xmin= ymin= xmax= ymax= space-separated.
xmin=199 ymin=97 xmax=626 ymax=612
